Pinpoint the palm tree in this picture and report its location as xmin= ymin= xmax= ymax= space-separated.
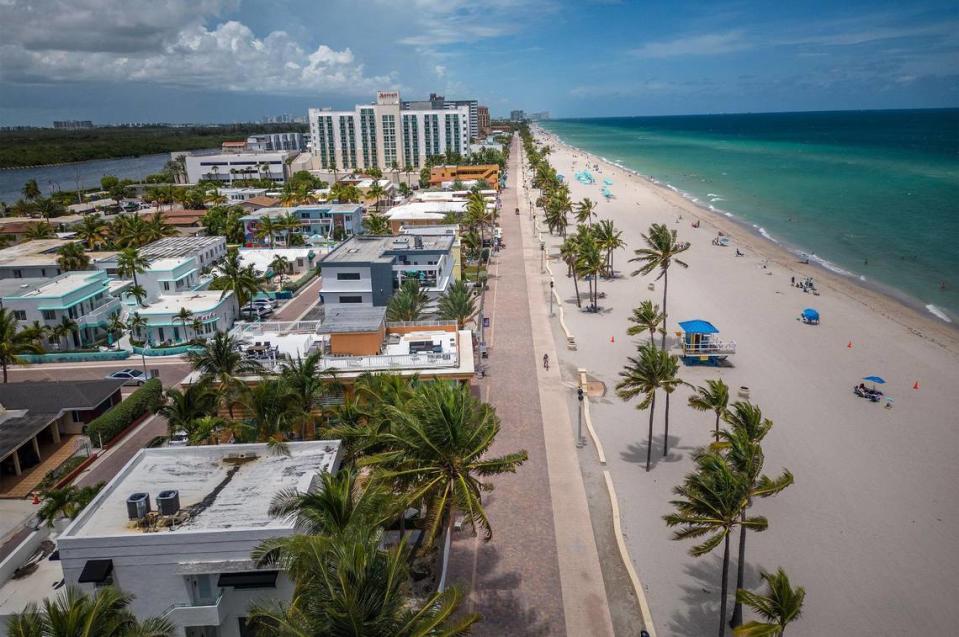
xmin=734 ymin=568 xmax=805 ymax=636
xmin=242 ymin=378 xmax=297 ymax=442
xmin=21 ymin=178 xmax=41 ymax=201
xmin=615 ymin=342 xmax=683 ymax=471
xmin=33 ymin=197 xmax=66 ymax=220
xmin=279 ymin=352 xmax=339 ymax=439
xmin=279 ymin=211 xmax=301 ymax=245
xmin=256 ymin=216 xmax=280 ymax=247
xmin=719 ymin=402 xmax=794 ymax=629
xmin=126 ymin=312 xmax=149 ymax=373
xmin=37 ymin=484 xmax=103 ymax=527
xmin=214 ymin=249 xmax=263 ymax=309
xmin=143 ymin=212 xmax=176 ymax=243
xmin=664 ymin=452 xmax=767 ymax=637
xmin=269 ymin=254 xmax=291 ymax=289
xmin=6 ymin=586 xmax=174 ymax=637
xmin=249 ymin=534 xmax=478 ymax=636
xmin=576 ymin=230 xmax=604 ymax=311
xmin=190 ymin=317 xmax=205 ymax=341
xmin=127 ymin=284 xmax=147 ymax=308
xmin=116 ymin=247 xmax=148 ymax=288
xmin=187 ymin=331 xmax=263 ymax=418
xmin=689 ymin=379 xmax=731 ymax=443
xmin=56 ymin=242 xmax=90 ymax=272
xmin=25 ymin=221 xmax=54 ymax=240
xmin=174 ymin=307 xmax=194 ymax=343
xmin=50 ymin=316 xmax=79 ymax=351
xmin=437 ymin=279 xmax=476 ymax=328
xmin=559 ymin=236 xmax=582 ymax=307
xmin=386 ymin=279 xmax=429 ymax=322
xmin=627 ymin=300 xmax=664 ymax=343
xmin=363 ymin=212 xmax=390 ymax=235
xmin=368 ymin=382 xmax=528 ymax=568
xmin=159 ymin=379 xmax=218 ymax=436
xmin=76 ymin=214 xmax=109 ymax=250
xmin=367 ymin=182 xmax=386 ymax=212
xmin=594 ymin=218 xmax=626 ymax=277
xmin=106 ymin=312 xmax=125 ymax=348
xmin=630 ymin=223 xmax=690 ymax=348
xmin=28 ymin=320 xmax=49 ymax=350
xmin=574 ymin=197 xmax=597 ymax=226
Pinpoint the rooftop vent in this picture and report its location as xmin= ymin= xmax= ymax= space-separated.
xmin=156 ymin=490 xmax=180 ymax=516
xmin=126 ymin=492 xmax=151 ymax=520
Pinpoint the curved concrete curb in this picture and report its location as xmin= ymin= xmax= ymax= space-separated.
xmin=604 ymin=470 xmax=657 ymax=637
xmin=577 ymin=369 xmax=607 ymax=465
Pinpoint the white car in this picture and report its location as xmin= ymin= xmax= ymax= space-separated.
xmin=106 ymin=368 xmax=147 ymax=386
xmin=167 ymin=430 xmax=189 ymax=447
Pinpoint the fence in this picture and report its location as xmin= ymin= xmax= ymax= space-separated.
xmin=131 ymin=344 xmax=203 ymax=357
xmin=17 ymin=350 xmax=131 ymax=364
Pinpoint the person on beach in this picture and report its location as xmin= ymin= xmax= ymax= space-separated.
xmin=543 ymin=353 xmax=550 ymax=371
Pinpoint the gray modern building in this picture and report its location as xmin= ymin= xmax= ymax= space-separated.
xmin=318 ymin=234 xmax=455 ymax=308
xmin=402 ymin=93 xmax=479 ymax=141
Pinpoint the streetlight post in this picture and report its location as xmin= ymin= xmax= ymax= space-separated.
xmin=540 ymin=241 xmax=545 ymax=273
xmin=549 ymin=280 xmax=554 ymax=316
xmin=577 ymin=386 xmax=585 ymax=448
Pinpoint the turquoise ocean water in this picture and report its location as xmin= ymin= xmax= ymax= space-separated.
xmin=540 ymin=110 xmax=959 ymax=323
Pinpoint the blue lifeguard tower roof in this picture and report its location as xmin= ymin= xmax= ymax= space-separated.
xmin=678 ymin=319 xmax=719 ymax=334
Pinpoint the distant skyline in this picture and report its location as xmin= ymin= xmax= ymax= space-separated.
xmin=1 ymin=0 xmax=957 ymax=125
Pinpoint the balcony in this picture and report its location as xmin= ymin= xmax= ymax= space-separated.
xmin=161 ymin=593 xmax=225 ymax=628
xmin=76 ymin=298 xmax=121 ymax=328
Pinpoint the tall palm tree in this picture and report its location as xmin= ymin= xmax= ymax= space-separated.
xmin=75 ymin=214 xmax=109 ymax=250
xmin=627 ymin=300 xmax=665 ymax=343
xmin=615 ymin=342 xmax=683 ymax=471
xmin=21 ymin=178 xmax=41 ymax=201
xmin=269 ymin=254 xmax=291 ymax=289
xmin=51 ymin=316 xmax=79 ymax=351
xmin=593 ymin=218 xmax=626 ymax=277
xmin=279 ymin=211 xmax=301 ymax=245
xmin=25 ymin=221 xmax=54 ymax=240
xmin=214 ymin=249 xmax=263 ymax=309
xmin=174 ymin=307 xmax=193 ymax=343
xmin=437 ymin=280 xmax=476 ymax=328
xmin=127 ymin=284 xmax=147 ymax=308
xmin=126 ymin=312 xmax=149 ymax=373
xmin=106 ymin=312 xmax=125 ymax=348
xmin=367 ymin=382 xmax=528 ymax=564
xmin=279 ymin=352 xmax=339 ymax=439
xmin=363 ymin=212 xmax=390 ymax=235
xmin=143 ymin=212 xmax=176 ymax=243
xmin=6 ymin=586 xmax=174 ymax=637
xmin=242 ymin=378 xmax=298 ymax=443
xmin=559 ymin=236 xmax=582 ymax=308
xmin=386 ymin=279 xmax=429 ymax=322
xmin=689 ymin=379 xmax=731 ymax=443
xmin=719 ymin=402 xmax=794 ymax=629
xmin=575 ymin=229 xmax=604 ymax=311
xmin=191 ymin=317 xmax=205 ymax=341
xmin=734 ymin=568 xmax=805 ymax=637
xmin=630 ymin=223 xmax=690 ymax=348
xmin=664 ymin=452 xmax=767 ymax=637
xmin=187 ymin=331 xmax=262 ymax=418
xmin=57 ymin=242 xmax=90 ymax=272
xmin=116 ymin=247 xmax=148 ymax=288
xmin=367 ymin=182 xmax=386 ymax=212
xmin=574 ymin=197 xmax=597 ymax=226
xmin=257 ymin=216 xmax=280 ymax=247
xmin=158 ymin=379 xmax=218 ymax=436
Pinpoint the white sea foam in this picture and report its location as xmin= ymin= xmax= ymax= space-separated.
xmin=757 ymin=227 xmax=780 ymax=244
xmin=926 ymin=304 xmax=952 ymax=323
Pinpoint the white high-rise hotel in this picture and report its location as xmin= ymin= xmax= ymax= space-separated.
xmin=308 ymin=91 xmax=471 ymax=172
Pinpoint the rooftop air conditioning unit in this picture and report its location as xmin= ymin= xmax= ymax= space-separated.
xmin=156 ymin=490 xmax=180 ymax=516
xmin=126 ymin=493 xmax=151 ymax=520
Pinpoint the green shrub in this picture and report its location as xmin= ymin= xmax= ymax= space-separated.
xmin=87 ymin=378 xmax=163 ymax=447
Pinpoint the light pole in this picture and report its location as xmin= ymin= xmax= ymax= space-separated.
xmin=576 ymin=386 xmax=585 ymax=448
xmin=540 ymin=241 xmax=545 ymax=273
xmin=549 ymin=280 xmax=554 ymax=316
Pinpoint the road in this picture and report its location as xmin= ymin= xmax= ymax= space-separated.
xmin=272 ymin=273 xmax=323 ymax=321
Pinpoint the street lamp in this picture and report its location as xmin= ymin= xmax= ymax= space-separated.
xmin=576 ymin=386 xmax=585 ymax=448
xmin=549 ymin=280 xmax=554 ymax=316
xmin=540 ymin=241 xmax=545 ymax=273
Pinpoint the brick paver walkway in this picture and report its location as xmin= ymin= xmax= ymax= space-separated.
xmin=273 ymin=274 xmax=322 ymax=321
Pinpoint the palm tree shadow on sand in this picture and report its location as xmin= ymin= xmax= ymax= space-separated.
xmin=619 ymin=434 xmax=693 ymax=470
xmin=668 ymin=553 xmax=764 ymax=637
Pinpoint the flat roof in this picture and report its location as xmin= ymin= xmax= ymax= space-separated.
xmin=2 ymin=271 xmax=105 ymax=299
xmin=317 ymin=306 xmax=386 ymax=334
xmin=322 ymin=234 xmax=454 ymax=265
xmin=0 ymin=277 xmax=47 ymax=297
xmin=147 ymin=257 xmax=195 ymax=272
xmin=63 ymin=441 xmax=341 ymax=538
xmin=0 ymin=239 xmax=72 ymax=267
xmin=116 ymin=236 xmax=224 ymax=262
xmin=138 ymin=291 xmax=233 ymax=314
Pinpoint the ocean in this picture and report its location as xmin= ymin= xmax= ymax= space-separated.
xmin=540 ymin=109 xmax=959 ymax=323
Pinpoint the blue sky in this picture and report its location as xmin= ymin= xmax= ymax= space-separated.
xmin=1 ymin=0 xmax=957 ymax=125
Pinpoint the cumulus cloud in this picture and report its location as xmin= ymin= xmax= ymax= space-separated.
xmin=0 ymin=0 xmax=391 ymax=94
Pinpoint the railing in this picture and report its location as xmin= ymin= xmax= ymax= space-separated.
xmin=132 ymin=344 xmax=203 ymax=357
xmin=160 ymin=593 xmax=225 ymax=626
xmin=77 ymin=298 xmax=121 ymax=327
xmin=680 ymin=339 xmax=736 ymax=356
xmin=385 ymin=320 xmax=458 ymax=328
xmin=232 ymin=320 xmax=323 ymax=336
xmin=318 ymin=351 xmax=457 ymax=371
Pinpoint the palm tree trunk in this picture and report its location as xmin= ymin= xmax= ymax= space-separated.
xmin=663 ymin=392 xmax=670 ymax=456
xmin=2 ymin=360 xmax=7 ymax=384
xmin=714 ymin=411 xmax=721 ymax=443
xmin=661 ymin=269 xmax=669 ymax=349
xmin=572 ymin=271 xmax=582 ymax=308
xmin=645 ymin=393 xmax=656 ymax=472
xmin=719 ymin=533 xmax=731 ymax=637
xmin=731 ymin=512 xmax=747 ymax=628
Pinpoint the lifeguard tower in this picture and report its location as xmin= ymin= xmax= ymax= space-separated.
xmin=676 ymin=319 xmax=736 ymax=365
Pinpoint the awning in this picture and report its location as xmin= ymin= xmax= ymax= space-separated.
xmin=217 ymin=570 xmax=278 ymax=589
xmin=678 ymin=319 xmax=719 ymax=334
xmin=78 ymin=559 xmax=113 ymax=583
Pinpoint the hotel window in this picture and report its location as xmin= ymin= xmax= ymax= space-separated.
xmin=42 ymin=310 xmax=56 ymax=320
xmin=13 ymin=310 xmax=26 ymax=321
xmin=339 ymin=295 xmax=363 ymax=304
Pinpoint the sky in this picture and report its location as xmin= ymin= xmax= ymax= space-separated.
xmin=1 ymin=0 xmax=957 ymax=125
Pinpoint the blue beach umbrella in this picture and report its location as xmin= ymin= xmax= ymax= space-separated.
xmin=801 ymin=308 xmax=819 ymax=323
xmin=862 ymin=376 xmax=885 ymax=384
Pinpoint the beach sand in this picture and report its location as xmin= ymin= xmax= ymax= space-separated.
xmin=527 ymin=129 xmax=959 ymax=635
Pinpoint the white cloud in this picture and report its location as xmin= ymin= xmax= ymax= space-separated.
xmin=434 ymin=65 xmax=447 ymax=78
xmin=631 ymin=31 xmax=750 ymax=58
xmin=0 ymin=0 xmax=391 ymax=95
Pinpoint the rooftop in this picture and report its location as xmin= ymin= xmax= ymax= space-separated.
xmin=316 ymin=306 xmax=386 ymax=334
xmin=138 ymin=291 xmax=233 ymax=315
xmin=239 ymin=204 xmax=363 ymax=221
xmin=0 ymin=278 xmax=47 ymax=297
xmin=62 ymin=442 xmax=342 ymax=538
xmin=1 ymin=271 xmax=106 ymax=300
xmin=321 ymin=234 xmax=454 ymax=265
xmin=0 ymin=239 xmax=73 ymax=267
xmin=129 ymin=236 xmax=224 ymax=262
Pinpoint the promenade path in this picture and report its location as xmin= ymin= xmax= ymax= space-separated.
xmin=272 ymin=273 xmax=322 ymax=321
xmin=445 ymin=136 xmax=614 ymax=636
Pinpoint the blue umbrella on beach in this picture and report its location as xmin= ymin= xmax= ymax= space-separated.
xmin=862 ymin=376 xmax=885 ymax=384
xmin=801 ymin=308 xmax=819 ymax=324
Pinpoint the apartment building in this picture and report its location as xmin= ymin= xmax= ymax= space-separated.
xmin=476 ymin=105 xmax=490 ymax=136
xmin=0 ymin=239 xmax=114 ymax=280
xmin=182 ymin=150 xmax=294 ymax=184
xmin=97 ymin=237 xmax=227 ymax=275
xmin=402 ymin=93 xmax=479 ymax=140
xmin=240 ymin=205 xmax=364 ymax=245
xmin=1 ymin=271 xmax=121 ymax=350
xmin=133 ymin=291 xmax=238 ymax=345
xmin=57 ymin=442 xmax=342 ymax=637
xmin=308 ymin=91 xmax=470 ymax=172
xmin=246 ymin=132 xmax=305 ymax=152
xmin=318 ymin=234 xmax=455 ymax=308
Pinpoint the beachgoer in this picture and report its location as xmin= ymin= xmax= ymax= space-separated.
xmin=543 ymin=354 xmax=549 ymax=370
xmin=791 ymin=276 xmax=795 ymax=285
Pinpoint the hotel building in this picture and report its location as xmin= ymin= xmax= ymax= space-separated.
xmin=308 ymin=91 xmax=471 ymax=172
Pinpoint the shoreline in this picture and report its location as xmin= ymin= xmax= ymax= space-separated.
xmin=534 ymin=126 xmax=959 ymax=353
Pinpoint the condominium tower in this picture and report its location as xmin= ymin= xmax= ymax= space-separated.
xmin=308 ymin=91 xmax=471 ymax=172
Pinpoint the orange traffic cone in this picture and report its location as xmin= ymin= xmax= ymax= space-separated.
xmin=32 ymin=492 xmax=40 ymax=505
xmin=610 ymin=335 xmax=615 ymax=343
xmin=847 ymin=341 xmax=853 ymax=348
xmin=913 ymin=381 xmax=920 ymax=390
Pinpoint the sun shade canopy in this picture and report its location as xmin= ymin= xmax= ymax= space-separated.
xmin=217 ymin=570 xmax=278 ymax=589
xmin=862 ymin=376 xmax=886 ymax=384
xmin=678 ymin=320 xmax=719 ymax=334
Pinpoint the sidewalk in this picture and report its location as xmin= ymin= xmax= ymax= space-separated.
xmin=445 ymin=136 xmax=614 ymax=636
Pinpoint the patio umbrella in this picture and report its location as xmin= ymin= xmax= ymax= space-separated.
xmin=862 ymin=376 xmax=885 ymax=392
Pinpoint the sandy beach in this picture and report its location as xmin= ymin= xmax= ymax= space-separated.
xmin=527 ymin=128 xmax=959 ymax=635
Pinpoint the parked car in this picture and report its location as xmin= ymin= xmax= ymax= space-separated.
xmin=243 ymin=302 xmax=274 ymax=317
xmin=252 ymin=297 xmax=278 ymax=309
xmin=106 ymin=368 xmax=147 ymax=386
xmin=167 ymin=430 xmax=189 ymax=447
